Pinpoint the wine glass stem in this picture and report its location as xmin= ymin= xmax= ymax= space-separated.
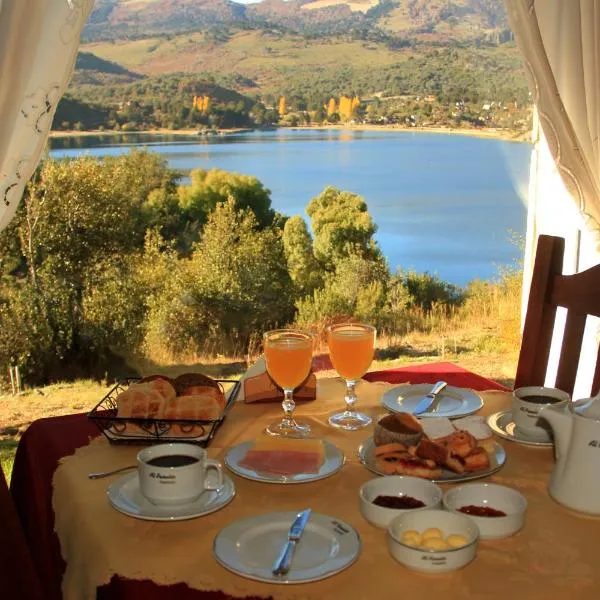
xmin=281 ymin=388 xmax=296 ymax=426
xmin=344 ymin=379 xmax=357 ymax=411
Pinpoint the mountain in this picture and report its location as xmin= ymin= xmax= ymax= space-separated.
xmin=83 ymin=0 xmax=512 ymax=44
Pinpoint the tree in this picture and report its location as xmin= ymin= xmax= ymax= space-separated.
xmin=178 ymin=168 xmax=276 ymax=228
xmin=327 ymin=97 xmax=337 ymax=117
xmin=278 ymin=96 xmax=287 ymax=116
xmin=282 ymin=216 xmax=323 ymax=298
xmin=306 ymin=186 xmax=384 ymax=271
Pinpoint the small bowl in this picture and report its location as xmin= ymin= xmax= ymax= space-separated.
xmin=443 ymin=483 xmax=527 ymax=540
xmin=359 ymin=476 xmax=442 ymax=528
xmin=387 ymin=509 xmax=478 ymax=573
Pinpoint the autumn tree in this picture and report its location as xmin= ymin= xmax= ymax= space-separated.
xmin=326 ymin=97 xmax=337 ymax=117
xmin=278 ymin=96 xmax=287 ymax=116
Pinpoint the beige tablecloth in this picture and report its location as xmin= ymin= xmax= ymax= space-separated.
xmin=52 ymin=379 xmax=600 ymax=600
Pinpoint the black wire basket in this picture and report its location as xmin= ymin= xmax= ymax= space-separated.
xmin=87 ymin=377 xmax=241 ymax=447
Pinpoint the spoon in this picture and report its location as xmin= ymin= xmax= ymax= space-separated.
xmin=88 ymin=465 xmax=136 ymax=480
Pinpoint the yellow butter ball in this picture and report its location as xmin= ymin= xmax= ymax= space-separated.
xmin=422 ymin=537 xmax=450 ymax=551
xmin=401 ymin=530 xmax=422 ymax=547
xmin=421 ymin=527 xmax=443 ymax=540
xmin=447 ymin=534 xmax=468 ymax=548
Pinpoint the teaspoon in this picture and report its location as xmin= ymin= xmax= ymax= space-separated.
xmin=88 ymin=465 xmax=136 ymax=480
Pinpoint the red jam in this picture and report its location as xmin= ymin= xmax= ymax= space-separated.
xmin=458 ymin=505 xmax=506 ymax=517
xmin=373 ymin=495 xmax=426 ymax=509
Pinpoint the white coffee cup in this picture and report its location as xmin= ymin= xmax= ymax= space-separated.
xmin=137 ymin=443 xmax=223 ymax=506
xmin=512 ymin=386 xmax=570 ymax=439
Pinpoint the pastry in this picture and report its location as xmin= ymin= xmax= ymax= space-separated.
xmin=174 ymin=372 xmax=220 ymax=394
xmin=453 ymin=415 xmax=495 ymax=452
xmin=439 ymin=430 xmax=478 ymax=458
xmin=463 ymin=447 xmax=491 ymax=471
xmin=374 ymin=413 xmax=423 ymax=447
xmin=116 ymin=383 xmax=166 ymax=419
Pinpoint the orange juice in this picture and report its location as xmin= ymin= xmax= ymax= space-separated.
xmin=264 ymin=334 xmax=312 ymax=390
xmin=328 ymin=325 xmax=375 ymax=380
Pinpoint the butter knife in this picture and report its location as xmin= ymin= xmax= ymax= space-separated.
xmin=412 ymin=381 xmax=448 ymax=415
xmin=272 ymin=509 xmax=312 ymax=576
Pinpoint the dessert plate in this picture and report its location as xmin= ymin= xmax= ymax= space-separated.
xmin=213 ymin=511 xmax=360 ymax=584
xmin=381 ymin=384 xmax=483 ymax=419
xmin=487 ymin=410 xmax=554 ymax=447
xmin=224 ymin=440 xmax=345 ymax=484
xmin=107 ymin=471 xmax=235 ymax=521
xmin=358 ymin=436 xmax=506 ymax=483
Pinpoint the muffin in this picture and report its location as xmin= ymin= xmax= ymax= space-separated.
xmin=374 ymin=413 xmax=424 ymax=447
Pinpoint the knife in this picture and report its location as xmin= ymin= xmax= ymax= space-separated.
xmin=412 ymin=381 xmax=448 ymax=415
xmin=272 ymin=509 xmax=312 ymax=576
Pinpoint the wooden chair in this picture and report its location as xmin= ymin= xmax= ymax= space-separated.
xmin=515 ymin=234 xmax=600 ymax=396
xmin=0 ymin=466 xmax=44 ymax=600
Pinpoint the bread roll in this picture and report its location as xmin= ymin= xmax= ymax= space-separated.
xmin=116 ymin=383 xmax=166 ymax=419
xmin=162 ymin=394 xmax=222 ymax=421
xmin=145 ymin=377 xmax=176 ymax=401
xmin=178 ymin=385 xmax=225 ymax=409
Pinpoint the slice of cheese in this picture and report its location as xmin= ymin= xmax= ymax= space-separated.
xmin=420 ymin=417 xmax=455 ymax=440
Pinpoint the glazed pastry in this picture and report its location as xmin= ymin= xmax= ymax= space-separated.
xmin=439 ymin=430 xmax=478 ymax=458
xmin=453 ymin=415 xmax=495 ymax=451
xmin=463 ymin=446 xmax=491 ymax=471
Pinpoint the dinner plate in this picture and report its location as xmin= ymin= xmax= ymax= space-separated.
xmin=486 ymin=409 xmax=554 ymax=447
xmin=107 ymin=471 xmax=235 ymax=521
xmin=213 ymin=511 xmax=360 ymax=584
xmin=224 ymin=440 xmax=345 ymax=484
xmin=381 ymin=384 xmax=483 ymax=418
xmin=358 ymin=436 xmax=506 ymax=483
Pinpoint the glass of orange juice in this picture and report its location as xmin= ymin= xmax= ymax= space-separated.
xmin=263 ymin=329 xmax=313 ymax=438
xmin=327 ymin=322 xmax=376 ymax=430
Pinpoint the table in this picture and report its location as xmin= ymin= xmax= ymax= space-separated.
xmin=11 ymin=362 xmax=596 ymax=600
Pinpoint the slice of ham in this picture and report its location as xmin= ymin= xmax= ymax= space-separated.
xmin=239 ymin=450 xmax=322 ymax=476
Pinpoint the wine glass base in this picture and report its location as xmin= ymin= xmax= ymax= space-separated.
xmin=266 ymin=419 xmax=311 ymax=438
xmin=328 ymin=411 xmax=372 ymax=431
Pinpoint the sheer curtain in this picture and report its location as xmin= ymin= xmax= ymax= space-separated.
xmin=0 ymin=0 xmax=93 ymax=231
xmin=505 ymin=0 xmax=600 ymax=397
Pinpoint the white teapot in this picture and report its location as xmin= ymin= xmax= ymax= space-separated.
xmin=539 ymin=396 xmax=600 ymax=515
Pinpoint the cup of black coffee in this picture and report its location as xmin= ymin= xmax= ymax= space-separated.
xmin=512 ymin=386 xmax=570 ymax=440
xmin=137 ymin=443 xmax=223 ymax=506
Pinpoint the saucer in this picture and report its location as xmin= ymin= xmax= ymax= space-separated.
xmin=213 ymin=511 xmax=360 ymax=584
xmin=107 ymin=471 xmax=235 ymax=521
xmin=486 ymin=410 xmax=553 ymax=447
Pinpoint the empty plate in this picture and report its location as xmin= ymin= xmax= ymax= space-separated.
xmin=107 ymin=471 xmax=235 ymax=521
xmin=381 ymin=384 xmax=483 ymax=418
xmin=487 ymin=410 xmax=553 ymax=447
xmin=213 ymin=511 xmax=360 ymax=584
xmin=224 ymin=440 xmax=345 ymax=484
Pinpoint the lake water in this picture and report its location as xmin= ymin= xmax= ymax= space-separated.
xmin=48 ymin=129 xmax=530 ymax=286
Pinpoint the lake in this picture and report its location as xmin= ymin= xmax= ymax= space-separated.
xmin=48 ymin=128 xmax=530 ymax=287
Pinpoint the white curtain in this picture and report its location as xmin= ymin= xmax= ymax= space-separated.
xmin=506 ymin=0 xmax=600 ymax=397
xmin=0 ymin=0 xmax=94 ymax=231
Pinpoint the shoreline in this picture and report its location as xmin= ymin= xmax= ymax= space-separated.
xmin=49 ymin=124 xmax=530 ymax=144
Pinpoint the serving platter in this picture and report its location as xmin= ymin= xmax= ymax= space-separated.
xmin=358 ymin=436 xmax=506 ymax=483
xmin=381 ymin=384 xmax=483 ymax=419
xmin=213 ymin=511 xmax=360 ymax=584
xmin=224 ymin=440 xmax=345 ymax=484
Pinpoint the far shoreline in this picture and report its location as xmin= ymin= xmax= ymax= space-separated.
xmin=49 ymin=124 xmax=531 ymax=144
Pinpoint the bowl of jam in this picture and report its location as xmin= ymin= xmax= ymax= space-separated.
xmin=359 ymin=475 xmax=443 ymax=528
xmin=443 ymin=483 xmax=527 ymax=539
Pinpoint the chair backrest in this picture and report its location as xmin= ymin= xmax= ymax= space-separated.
xmin=515 ymin=234 xmax=600 ymax=396
xmin=0 ymin=467 xmax=44 ymax=600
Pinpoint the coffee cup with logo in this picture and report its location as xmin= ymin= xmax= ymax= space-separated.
xmin=137 ymin=443 xmax=223 ymax=506
xmin=512 ymin=386 xmax=570 ymax=440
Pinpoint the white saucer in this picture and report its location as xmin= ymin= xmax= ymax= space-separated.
xmin=213 ymin=511 xmax=360 ymax=584
xmin=381 ymin=384 xmax=483 ymax=418
xmin=224 ymin=440 xmax=345 ymax=484
xmin=107 ymin=471 xmax=235 ymax=521
xmin=487 ymin=410 xmax=553 ymax=447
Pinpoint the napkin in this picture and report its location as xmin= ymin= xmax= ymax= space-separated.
xmin=238 ymin=356 xmax=316 ymax=403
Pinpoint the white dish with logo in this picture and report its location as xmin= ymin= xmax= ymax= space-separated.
xmin=387 ymin=509 xmax=478 ymax=573
xmin=107 ymin=470 xmax=235 ymax=521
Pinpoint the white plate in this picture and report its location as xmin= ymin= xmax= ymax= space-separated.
xmin=381 ymin=384 xmax=483 ymax=418
xmin=224 ymin=440 xmax=345 ymax=484
xmin=487 ymin=409 xmax=554 ymax=447
xmin=358 ymin=436 xmax=506 ymax=483
xmin=213 ymin=511 xmax=360 ymax=584
xmin=107 ymin=471 xmax=235 ymax=521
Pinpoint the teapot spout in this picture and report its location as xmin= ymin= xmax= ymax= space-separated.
xmin=539 ymin=404 xmax=572 ymax=463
